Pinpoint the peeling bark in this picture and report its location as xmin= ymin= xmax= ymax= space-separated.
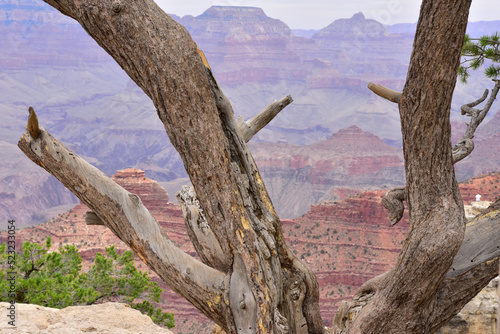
xmin=453 ymin=80 xmax=500 ymax=163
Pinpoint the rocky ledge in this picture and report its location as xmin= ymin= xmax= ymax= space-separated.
xmin=0 ymin=302 xmax=173 ymax=334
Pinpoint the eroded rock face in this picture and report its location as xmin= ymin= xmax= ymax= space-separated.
xmin=437 ymin=278 xmax=498 ymax=334
xmin=251 ymin=125 xmax=405 ymax=218
xmin=0 ymin=302 xmax=173 ymax=334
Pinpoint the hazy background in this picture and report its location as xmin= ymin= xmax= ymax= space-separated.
xmin=156 ymin=0 xmax=499 ymax=29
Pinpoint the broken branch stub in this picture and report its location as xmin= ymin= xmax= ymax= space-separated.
xmin=27 ymin=107 xmax=40 ymax=139
xmin=367 ymin=82 xmax=402 ymax=104
xmin=238 ymin=95 xmax=293 ymax=142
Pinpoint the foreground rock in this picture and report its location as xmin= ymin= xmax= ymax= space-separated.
xmin=0 ymin=302 xmax=173 ymax=334
xmin=437 ymin=278 xmax=498 ymax=334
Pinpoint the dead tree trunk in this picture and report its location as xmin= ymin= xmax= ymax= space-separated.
xmin=18 ymin=0 xmax=499 ymax=333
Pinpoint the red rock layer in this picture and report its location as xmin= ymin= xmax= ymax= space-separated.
xmin=14 ymin=169 xmax=500 ymax=332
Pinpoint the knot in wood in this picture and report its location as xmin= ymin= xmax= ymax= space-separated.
xmin=112 ymin=1 xmax=122 ymax=13
xmin=239 ymin=295 xmax=246 ymax=309
xmin=128 ymin=193 xmax=141 ymax=206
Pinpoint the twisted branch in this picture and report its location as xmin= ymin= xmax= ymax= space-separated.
xmin=453 ymin=80 xmax=500 ymax=163
xmin=382 ymin=80 xmax=500 ymax=225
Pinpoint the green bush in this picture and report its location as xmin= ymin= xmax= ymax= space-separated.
xmin=0 ymin=238 xmax=174 ymax=328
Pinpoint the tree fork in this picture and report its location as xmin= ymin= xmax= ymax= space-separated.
xmin=29 ymin=0 xmax=325 ymax=332
xmin=17 ymin=122 xmax=233 ymax=327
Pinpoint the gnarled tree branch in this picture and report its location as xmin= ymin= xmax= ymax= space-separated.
xmin=382 ymin=79 xmax=499 ymax=226
xmin=18 ymin=123 xmax=232 ymax=327
xmin=453 ymin=80 xmax=500 ymax=163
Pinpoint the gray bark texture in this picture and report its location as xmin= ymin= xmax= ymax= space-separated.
xmin=18 ymin=0 xmax=499 ymax=333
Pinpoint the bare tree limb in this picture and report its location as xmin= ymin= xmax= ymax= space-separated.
xmin=238 ymin=95 xmax=293 ymax=142
xmin=384 ymin=79 xmax=499 ymax=226
xmin=176 ymin=186 xmax=230 ymax=272
xmin=448 ymin=199 xmax=500 ymax=277
xmin=367 ymin=82 xmax=402 ymax=104
xmin=453 ymin=80 xmax=500 ymax=163
xmin=18 ymin=125 xmax=233 ymax=327
xmin=381 ymin=187 xmax=406 ymax=225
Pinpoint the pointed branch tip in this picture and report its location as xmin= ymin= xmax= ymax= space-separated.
xmin=27 ymin=106 xmax=40 ymax=139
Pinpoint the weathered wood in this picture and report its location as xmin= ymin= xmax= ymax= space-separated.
xmin=84 ymin=211 xmax=104 ymax=225
xmin=21 ymin=0 xmax=498 ymax=333
xmin=18 ymin=127 xmax=233 ymax=328
xmin=348 ymin=0 xmax=473 ymax=332
xmin=229 ymin=254 xmax=257 ymax=334
xmin=448 ymin=201 xmax=500 ymax=277
xmin=176 ymin=186 xmax=230 ymax=271
xmin=203 ymin=65 xmax=325 ymax=333
xmin=238 ymin=95 xmax=293 ymax=142
xmin=367 ymin=82 xmax=402 ymax=103
xmin=453 ymin=80 xmax=500 ymax=163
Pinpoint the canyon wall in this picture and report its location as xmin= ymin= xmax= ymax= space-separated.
xmin=11 ymin=169 xmax=499 ymax=333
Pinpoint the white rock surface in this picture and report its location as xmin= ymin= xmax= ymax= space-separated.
xmin=0 ymin=302 xmax=174 ymax=334
xmin=464 ymin=201 xmax=492 ymax=220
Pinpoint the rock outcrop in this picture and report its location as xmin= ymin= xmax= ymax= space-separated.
xmin=312 ymin=12 xmax=388 ymax=40
xmin=251 ymin=125 xmax=405 ymax=218
xmin=0 ymin=302 xmax=173 ymax=334
xmin=437 ymin=278 xmax=498 ymax=334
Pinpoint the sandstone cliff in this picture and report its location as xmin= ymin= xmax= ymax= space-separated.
xmin=251 ymin=125 xmax=405 ymax=218
xmin=0 ymin=302 xmax=173 ymax=334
